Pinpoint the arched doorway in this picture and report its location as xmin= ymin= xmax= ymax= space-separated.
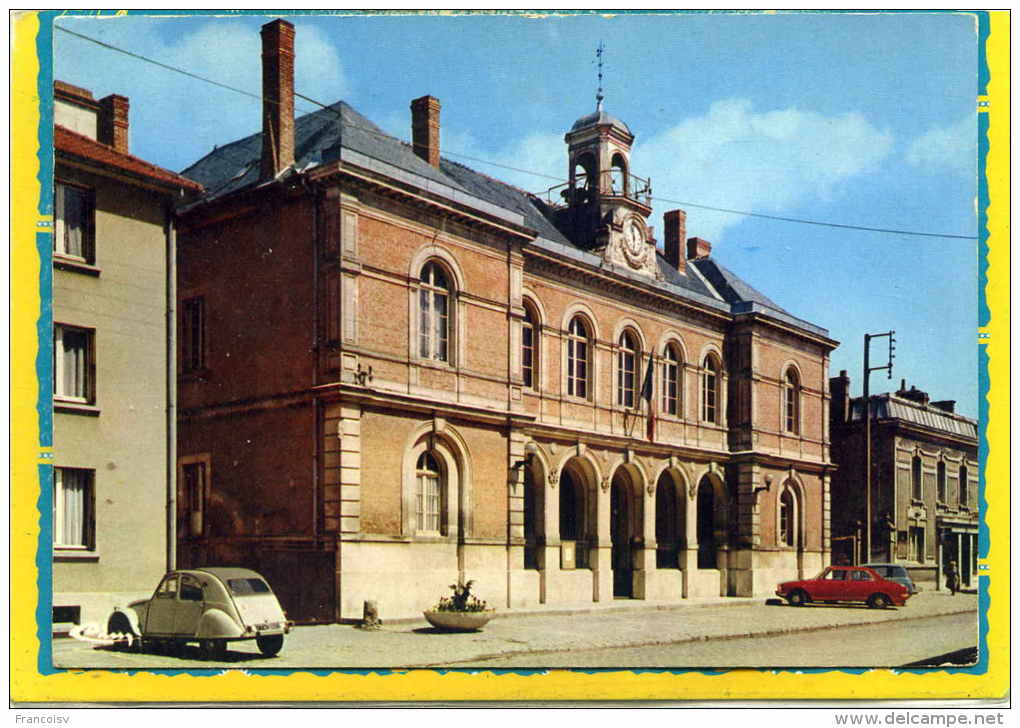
xmin=696 ymin=477 xmax=717 ymax=569
xmin=655 ymin=471 xmax=683 ymax=569
xmin=611 ymin=469 xmax=638 ymax=597
xmin=559 ymin=466 xmax=588 ymax=569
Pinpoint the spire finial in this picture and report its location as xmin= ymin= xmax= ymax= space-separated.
xmin=595 ymin=40 xmax=605 ymax=111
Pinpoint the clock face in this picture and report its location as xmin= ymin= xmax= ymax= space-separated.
xmin=624 ymin=218 xmax=646 ymax=262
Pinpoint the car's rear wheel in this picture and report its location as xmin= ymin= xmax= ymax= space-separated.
xmin=200 ymin=638 xmax=227 ymax=660
xmin=787 ymin=589 xmax=808 ymax=607
xmin=868 ymin=593 xmax=891 ymax=609
xmin=256 ymin=634 xmax=284 ymax=657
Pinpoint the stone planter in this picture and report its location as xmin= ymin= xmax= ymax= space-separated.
xmin=422 ymin=609 xmax=495 ymax=632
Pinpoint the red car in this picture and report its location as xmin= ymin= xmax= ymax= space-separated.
xmin=776 ymin=565 xmax=911 ymax=609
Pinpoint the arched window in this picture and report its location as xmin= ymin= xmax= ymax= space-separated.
xmin=661 ymin=344 xmax=681 ymax=416
xmin=522 ymin=302 xmax=538 ymax=389
xmin=911 ymin=456 xmax=923 ymax=500
xmin=415 ymin=451 xmax=445 ymax=534
xmin=937 ymin=461 xmax=947 ymax=502
xmin=566 ymin=316 xmax=591 ymax=399
xmin=701 ymin=354 xmax=721 ymax=423
xmin=610 ymin=152 xmax=628 ymax=195
xmin=779 ymin=487 xmax=796 ymax=547
xmin=419 ymin=262 xmax=451 ymax=362
xmin=616 ymin=330 xmax=639 ymax=408
xmin=958 ymin=465 xmax=968 ymax=507
xmin=784 ymin=368 xmax=800 ymax=434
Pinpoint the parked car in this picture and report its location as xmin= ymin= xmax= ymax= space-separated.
xmin=864 ymin=562 xmax=919 ymax=594
xmin=107 ymin=567 xmax=291 ymax=658
xmin=776 ymin=565 xmax=911 ymax=609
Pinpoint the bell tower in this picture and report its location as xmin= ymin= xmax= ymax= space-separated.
xmin=555 ymin=45 xmax=656 ymax=277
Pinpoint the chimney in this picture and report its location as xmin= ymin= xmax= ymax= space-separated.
xmin=830 ymin=370 xmax=851 ymax=426
xmin=932 ymin=400 xmax=956 ymax=413
xmin=411 ymin=95 xmax=441 ymax=167
xmin=663 ymin=209 xmax=686 ymax=272
xmin=687 ymin=237 xmax=712 ymax=260
xmin=260 ymin=19 xmax=296 ymax=181
xmin=98 ymin=94 xmax=129 ymax=153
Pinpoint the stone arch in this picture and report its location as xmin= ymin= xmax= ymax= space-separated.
xmin=400 ymin=420 xmax=474 ymax=538
xmin=607 ymin=460 xmax=645 ymax=597
xmin=776 ymin=474 xmax=806 ymax=550
xmin=557 ymin=454 xmax=600 ymax=569
xmin=521 ymin=442 xmax=549 ymax=571
xmin=407 ymin=242 xmax=466 ymax=292
xmin=611 ymin=317 xmax=647 ymax=352
xmin=560 ymin=302 xmax=601 ymax=342
xmin=657 ymin=330 xmax=690 ymax=362
xmin=653 ymin=466 xmax=688 ymax=569
xmin=694 ymin=469 xmax=728 ymax=569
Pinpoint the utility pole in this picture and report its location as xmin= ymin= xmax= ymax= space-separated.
xmin=862 ymin=330 xmax=895 ymax=563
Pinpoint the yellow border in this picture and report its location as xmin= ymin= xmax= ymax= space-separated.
xmin=11 ymin=10 xmax=1010 ymax=703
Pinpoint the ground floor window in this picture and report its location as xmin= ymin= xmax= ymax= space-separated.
xmin=909 ymin=526 xmax=925 ymax=563
xmin=416 ymin=451 xmax=445 ymax=534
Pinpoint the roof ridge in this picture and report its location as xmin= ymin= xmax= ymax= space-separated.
xmin=56 ymin=125 xmax=202 ymax=190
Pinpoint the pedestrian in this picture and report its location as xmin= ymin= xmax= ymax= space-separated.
xmin=945 ymin=560 xmax=960 ymax=595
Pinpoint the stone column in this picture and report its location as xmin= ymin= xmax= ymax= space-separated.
xmin=593 ymin=476 xmax=612 ymax=602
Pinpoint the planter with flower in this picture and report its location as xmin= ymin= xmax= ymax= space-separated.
xmin=423 ymin=579 xmax=496 ymax=631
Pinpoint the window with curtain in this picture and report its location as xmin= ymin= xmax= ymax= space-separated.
xmin=702 ymin=355 xmax=720 ymax=423
xmin=419 ymin=262 xmax=450 ymax=362
xmin=779 ymin=488 xmax=796 ymax=547
xmin=522 ymin=303 xmax=538 ymax=389
xmin=53 ymin=468 xmax=93 ymax=549
xmin=784 ymin=368 xmax=800 ymax=434
xmin=54 ymin=324 xmax=93 ymax=403
xmin=616 ymin=330 xmax=638 ymax=408
xmin=566 ymin=316 xmax=590 ymax=399
xmin=661 ymin=344 xmax=680 ymax=416
xmin=54 ymin=182 xmax=94 ymax=263
xmin=415 ymin=451 xmax=444 ymax=534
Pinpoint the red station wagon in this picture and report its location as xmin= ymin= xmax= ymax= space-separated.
xmin=776 ymin=565 xmax=911 ymax=609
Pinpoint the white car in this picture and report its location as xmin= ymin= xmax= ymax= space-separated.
xmin=107 ymin=567 xmax=291 ymax=658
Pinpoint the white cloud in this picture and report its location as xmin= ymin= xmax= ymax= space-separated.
xmin=636 ymin=98 xmax=895 ymax=241
xmin=905 ymin=116 xmax=977 ymax=176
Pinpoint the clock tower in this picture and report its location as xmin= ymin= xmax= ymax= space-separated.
xmin=557 ymin=107 xmax=658 ymax=278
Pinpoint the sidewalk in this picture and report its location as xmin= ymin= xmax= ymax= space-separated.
xmin=53 ymin=591 xmax=979 ymax=670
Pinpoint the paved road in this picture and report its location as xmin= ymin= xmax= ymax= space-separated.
xmin=51 ymin=591 xmax=977 ymax=670
xmin=448 ymin=612 xmax=977 ymax=668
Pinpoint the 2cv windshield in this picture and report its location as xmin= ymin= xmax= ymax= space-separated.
xmin=227 ymin=578 xmax=272 ymax=596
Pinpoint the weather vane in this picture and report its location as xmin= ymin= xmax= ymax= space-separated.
xmin=595 ymin=40 xmax=605 ymax=111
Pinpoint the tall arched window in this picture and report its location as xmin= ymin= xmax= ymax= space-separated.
xmin=661 ymin=344 xmax=681 ymax=416
xmin=419 ymin=262 xmax=450 ymax=362
xmin=779 ymin=487 xmax=796 ymax=547
xmin=566 ymin=316 xmax=591 ymax=399
xmin=784 ymin=368 xmax=800 ymax=434
xmin=937 ymin=461 xmax=947 ymax=502
xmin=911 ymin=456 xmax=923 ymax=500
xmin=522 ymin=302 xmax=538 ymax=389
xmin=415 ymin=451 xmax=445 ymax=534
xmin=702 ymin=355 xmax=721 ymax=423
xmin=958 ymin=465 xmax=969 ymax=507
xmin=617 ymin=330 xmax=639 ymax=408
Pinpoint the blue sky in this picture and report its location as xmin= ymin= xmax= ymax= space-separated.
xmin=53 ymin=11 xmax=981 ymax=416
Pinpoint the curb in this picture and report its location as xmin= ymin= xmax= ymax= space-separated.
xmin=412 ymin=605 xmax=978 ymax=668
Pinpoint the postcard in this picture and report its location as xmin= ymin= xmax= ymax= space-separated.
xmin=10 ymin=9 xmax=1009 ymax=705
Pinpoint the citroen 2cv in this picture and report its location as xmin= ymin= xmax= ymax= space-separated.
xmin=107 ymin=567 xmax=291 ymax=658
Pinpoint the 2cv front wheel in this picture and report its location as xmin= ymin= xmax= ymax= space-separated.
xmin=256 ymin=634 xmax=284 ymax=657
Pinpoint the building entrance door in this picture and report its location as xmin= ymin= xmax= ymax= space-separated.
xmin=610 ymin=478 xmax=633 ymax=598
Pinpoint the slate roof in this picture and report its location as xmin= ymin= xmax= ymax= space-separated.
xmin=850 ymin=395 xmax=978 ymax=441
xmin=179 ymin=99 xmax=826 ymax=338
xmin=56 ymin=126 xmax=203 ymax=193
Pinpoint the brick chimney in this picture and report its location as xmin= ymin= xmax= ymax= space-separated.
xmin=830 ymin=370 xmax=851 ymax=426
xmin=663 ymin=209 xmax=686 ymax=273
xmin=411 ymin=95 xmax=441 ymax=168
xmin=260 ymin=19 xmax=296 ymax=181
xmin=687 ymin=237 xmax=712 ymax=260
xmin=98 ymin=94 xmax=129 ymax=153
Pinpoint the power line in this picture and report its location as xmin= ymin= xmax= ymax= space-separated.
xmin=56 ymin=25 xmax=978 ymax=242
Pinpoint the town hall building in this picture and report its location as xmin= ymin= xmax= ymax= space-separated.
xmin=175 ymin=20 xmax=838 ymax=622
